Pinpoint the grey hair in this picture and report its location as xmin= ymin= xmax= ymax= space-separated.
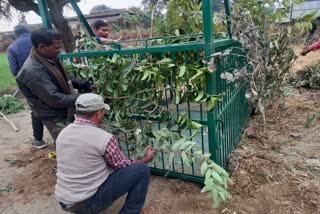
xmin=75 ymin=109 xmax=98 ymax=117
xmin=13 ymin=25 xmax=30 ymax=36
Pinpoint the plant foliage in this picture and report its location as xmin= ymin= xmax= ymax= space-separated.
xmin=70 ymin=54 xmax=230 ymax=207
xmin=0 ymin=94 xmax=24 ymax=114
xmin=289 ymin=63 xmax=320 ymax=89
xmin=210 ymin=0 xmax=314 ymax=123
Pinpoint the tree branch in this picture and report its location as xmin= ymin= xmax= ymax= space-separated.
xmin=8 ymin=0 xmax=40 ymax=15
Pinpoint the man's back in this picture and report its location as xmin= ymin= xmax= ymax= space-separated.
xmin=55 ymin=123 xmax=113 ymax=204
xmin=7 ymin=32 xmax=32 ymax=76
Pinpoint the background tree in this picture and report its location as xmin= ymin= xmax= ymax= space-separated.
xmin=89 ymin=4 xmax=111 ymax=14
xmin=141 ymin=0 xmax=168 ymax=17
xmin=0 ymin=0 xmax=10 ymax=19
xmin=17 ymin=14 xmax=28 ymax=25
xmin=1 ymin=0 xmax=81 ymax=53
xmin=165 ymin=0 xmax=202 ymax=34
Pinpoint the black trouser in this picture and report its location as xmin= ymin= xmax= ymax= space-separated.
xmin=31 ymin=112 xmax=44 ymax=141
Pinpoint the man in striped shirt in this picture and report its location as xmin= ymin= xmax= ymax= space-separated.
xmin=55 ymin=93 xmax=154 ymax=214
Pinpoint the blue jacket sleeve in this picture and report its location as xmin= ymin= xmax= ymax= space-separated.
xmin=7 ymin=48 xmax=20 ymax=76
xmin=95 ymin=36 xmax=102 ymax=44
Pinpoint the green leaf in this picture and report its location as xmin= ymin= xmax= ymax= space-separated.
xmin=80 ymin=71 xmax=86 ymax=78
xmin=181 ymin=151 xmax=191 ymax=167
xmin=203 ymin=153 xmax=211 ymax=159
xmin=195 ymin=91 xmax=204 ymax=102
xmin=200 ymin=161 xmax=208 ymax=176
xmin=140 ymin=59 xmax=148 ymax=64
xmin=0 ymin=185 xmax=15 ymax=193
xmin=204 ymin=177 xmax=213 ymax=186
xmin=211 ymin=189 xmax=220 ymax=208
xmin=4 ymin=158 xmax=20 ymax=165
xmin=122 ymin=61 xmax=135 ymax=77
xmin=205 ymin=168 xmax=212 ymax=180
xmin=201 ymin=181 xmax=213 ymax=193
xmin=216 ymin=185 xmax=231 ymax=200
xmin=190 ymin=70 xmax=203 ymax=80
xmin=121 ymin=83 xmax=128 ymax=91
xmin=179 ymin=141 xmax=197 ymax=150
xmin=190 ymin=121 xmax=202 ymax=129
xmin=91 ymin=64 xmax=98 ymax=70
xmin=113 ymin=89 xmax=119 ymax=98
xmin=179 ymin=65 xmax=186 ymax=77
xmin=283 ymin=0 xmax=290 ymax=8
xmin=159 ymin=58 xmax=172 ymax=63
xmin=111 ymin=54 xmax=120 ymax=63
xmin=294 ymin=22 xmax=301 ymax=30
xmin=172 ymin=138 xmax=187 ymax=150
xmin=141 ymin=72 xmax=149 ymax=81
xmin=218 ymin=191 xmax=226 ymax=201
xmin=211 ymin=171 xmax=224 ymax=185
xmin=302 ymin=11 xmax=317 ymax=21
xmin=207 ymin=97 xmax=219 ymax=111
xmin=188 ymin=129 xmax=198 ymax=139
xmin=174 ymin=92 xmax=180 ymax=104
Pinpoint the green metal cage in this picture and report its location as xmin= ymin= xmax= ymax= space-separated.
xmin=37 ymin=0 xmax=251 ymax=183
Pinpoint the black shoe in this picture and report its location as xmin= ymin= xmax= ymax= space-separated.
xmin=31 ymin=139 xmax=48 ymax=149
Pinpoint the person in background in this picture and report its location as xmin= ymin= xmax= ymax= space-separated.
xmin=92 ymin=19 xmax=124 ymax=46
xmin=92 ymin=19 xmax=114 ymax=44
xmin=56 ymin=93 xmax=154 ymax=214
xmin=16 ymin=28 xmax=96 ymax=142
xmin=301 ymin=39 xmax=320 ymax=56
xmin=7 ymin=25 xmax=46 ymax=149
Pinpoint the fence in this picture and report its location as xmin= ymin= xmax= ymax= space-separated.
xmin=55 ymin=0 xmax=251 ymax=183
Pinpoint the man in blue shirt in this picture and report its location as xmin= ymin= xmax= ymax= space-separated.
xmin=7 ymin=25 xmax=47 ymax=149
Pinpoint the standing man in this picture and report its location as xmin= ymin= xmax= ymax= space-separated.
xmin=56 ymin=93 xmax=154 ymax=214
xmin=16 ymin=28 xmax=95 ymax=142
xmin=8 ymin=25 xmax=46 ymax=149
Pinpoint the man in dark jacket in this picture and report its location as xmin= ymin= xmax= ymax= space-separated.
xmin=16 ymin=28 xmax=95 ymax=142
xmin=8 ymin=25 xmax=46 ymax=149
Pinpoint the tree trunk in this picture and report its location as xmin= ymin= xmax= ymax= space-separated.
xmin=48 ymin=1 xmax=75 ymax=53
xmin=8 ymin=0 xmax=76 ymax=53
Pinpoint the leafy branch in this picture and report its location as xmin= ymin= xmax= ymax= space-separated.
xmin=207 ymin=0 xmax=315 ymax=125
xmin=70 ymin=54 xmax=229 ymax=207
xmin=0 ymin=95 xmax=24 ymax=132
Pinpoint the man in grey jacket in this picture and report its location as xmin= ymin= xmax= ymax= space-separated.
xmin=8 ymin=25 xmax=46 ymax=149
xmin=16 ymin=28 xmax=95 ymax=142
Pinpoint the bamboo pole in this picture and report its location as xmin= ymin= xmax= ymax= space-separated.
xmin=0 ymin=111 xmax=18 ymax=132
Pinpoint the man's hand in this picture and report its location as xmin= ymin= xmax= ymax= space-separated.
xmin=139 ymin=146 xmax=156 ymax=163
xmin=301 ymin=48 xmax=309 ymax=56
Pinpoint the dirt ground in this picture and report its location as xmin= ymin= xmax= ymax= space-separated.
xmin=0 ymin=44 xmax=320 ymax=214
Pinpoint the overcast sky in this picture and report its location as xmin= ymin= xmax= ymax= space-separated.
xmin=0 ymin=0 xmax=142 ymax=32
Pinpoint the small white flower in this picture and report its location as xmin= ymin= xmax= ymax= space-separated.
xmin=135 ymin=128 xmax=142 ymax=135
xmin=251 ymin=89 xmax=258 ymax=97
xmin=245 ymin=92 xmax=252 ymax=99
xmin=220 ymin=72 xmax=234 ymax=82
